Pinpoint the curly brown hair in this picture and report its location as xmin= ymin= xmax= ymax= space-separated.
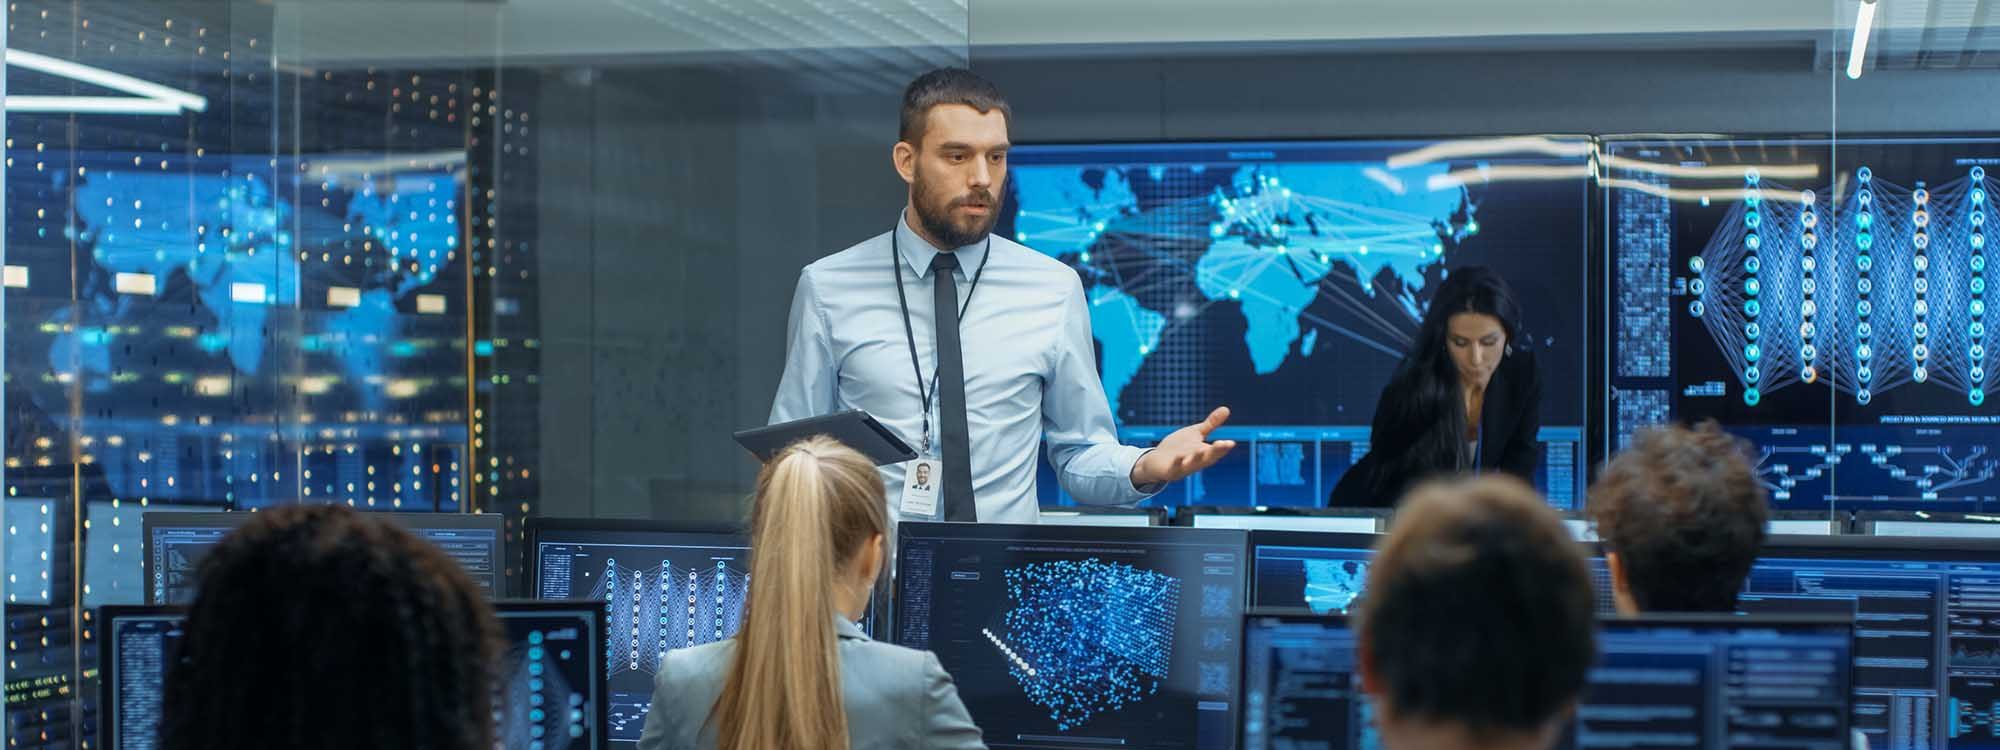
xmin=1587 ymin=421 xmax=1769 ymax=612
xmin=160 ymin=505 xmax=501 ymax=750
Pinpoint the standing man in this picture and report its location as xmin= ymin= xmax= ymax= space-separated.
xmin=769 ymin=68 xmax=1234 ymax=524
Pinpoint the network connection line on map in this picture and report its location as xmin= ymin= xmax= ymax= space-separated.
xmin=993 ymin=558 xmax=1181 ymax=731
xmin=1693 ymin=165 xmax=1998 ymax=406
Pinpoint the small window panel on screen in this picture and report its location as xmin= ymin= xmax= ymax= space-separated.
xmin=1008 ymin=138 xmax=1589 ymax=510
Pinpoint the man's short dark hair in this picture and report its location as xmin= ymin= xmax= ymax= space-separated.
xmin=1588 ymin=421 xmax=1768 ymax=612
xmin=899 ymin=68 xmax=1011 ymax=147
xmin=1358 ymin=476 xmax=1595 ymax=738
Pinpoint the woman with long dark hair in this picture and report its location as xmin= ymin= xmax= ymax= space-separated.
xmin=1329 ymin=266 xmax=1542 ymax=507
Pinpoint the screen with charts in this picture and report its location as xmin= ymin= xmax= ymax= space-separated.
xmin=143 ymin=511 xmax=505 ymax=604
xmin=1748 ymin=536 xmax=2000 ymax=750
xmin=493 ymin=602 xmax=607 ymax=750
xmin=1248 ymin=531 xmax=1378 ymax=614
xmin=1245 ymin=529 xmax=1616 ymax=615
xmin=1606 ymin=136 xmax=2000 ymax=512
xmin=1006 ymin=138 xmax=1590 ymax=510
xmin=894 ymin=522 xmax=1249 ymax=749
xmin=98 ymin=602 xmax=604 ymax=750
xmin=1239 ymin=612 xmax=1853 ymax=750
xmin=530 ymin=521 xmax=750 ymax=746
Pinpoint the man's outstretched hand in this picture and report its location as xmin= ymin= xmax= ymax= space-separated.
xmin=1131 ymin=407 xmax=1237 ymax=486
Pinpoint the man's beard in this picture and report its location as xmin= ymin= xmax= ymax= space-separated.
xmin=913 ymin=171 xmax=998 ymax=249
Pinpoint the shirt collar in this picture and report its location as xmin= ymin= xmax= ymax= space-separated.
xmin=835 ymin=614 xmax=871 ymax=642
xmin=897 ymin=208 xmax=988 ymax=282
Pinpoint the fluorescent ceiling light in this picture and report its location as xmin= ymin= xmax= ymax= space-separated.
xmin=1847 ymin=0 xmax=1877 ymax=80
xmin=4 ymin=47 xmax=209 ymax=115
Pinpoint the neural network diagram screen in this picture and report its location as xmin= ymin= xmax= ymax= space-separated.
xmin=1749 ymin=537 xmax=2000 ymax=750
xmin=1239 ymin=613 xmax=1853 ymax=750
xmin=530 ymin=522 xmax=749 ymax=746
xmin=1607 ymin=137 xmax=2000 ymax=511
xmin=143 ymin=511 xmax=505 ymax=604
xmin=493 ymin=602 xmax=606 ymax=750
xmin=894 ymin=522 xmax=1249 ymax=749
xmin=1005 ymin=138 xmax=1590 ymax=509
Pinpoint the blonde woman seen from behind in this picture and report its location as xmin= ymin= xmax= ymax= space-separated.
xmin=637 ymin=437 xmax=987 ymax=750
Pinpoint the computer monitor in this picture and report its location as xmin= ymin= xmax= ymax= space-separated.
xmin=1010 ymin=138 xmax=1591 ymax=511
xmin=1604 ymin=136 xmax=2000 ymax=514
xmin=1239 ymin=611 xmax=1854 ymax=750
xmin=492 ymin=600 xmax=609 ymax=750
xmin=99 ymin=605 xmax=186 ymax=750
xmin=142 ymin=510 xmax=506 ymax=604
xmin=1750 ymin=535 xmax=2000 ymax=749
xmin=527 ymin=518 xmax=749 ymax=746
xmin=98 ymin=601 xmax=606 ymax=750
xmin=1247 ymin=531 xmax=1378 ymax=614
xmin=893 ymin=521 xmax=1250 ymax=748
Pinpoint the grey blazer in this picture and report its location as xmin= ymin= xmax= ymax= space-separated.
xmin=636 ymin=617 xmax=988 ymax=750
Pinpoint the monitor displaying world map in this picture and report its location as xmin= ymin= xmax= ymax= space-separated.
xmin=1005 ymin=138 xmax=1590 ymax=508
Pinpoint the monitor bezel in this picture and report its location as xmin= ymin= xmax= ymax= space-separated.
xmin=140 ymin=511 xmax=509 ymax=604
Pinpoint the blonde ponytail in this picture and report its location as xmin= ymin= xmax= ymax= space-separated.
xmin=712 ymin=437 xmax=888 ymax=750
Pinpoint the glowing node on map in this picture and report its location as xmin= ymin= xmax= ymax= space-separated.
xmin=1976 ymin=166 xmax=1988 ymax=181
xmin=1859 ymin=166 xmax=1874 ymax=182
xmin=1858 ymin=343 xmax=1874 ymax=361
xmin=1690 ymin=301 xmax=1705 ymax=318
xmin=1916 ymin=365 xmax=1929 ymax=383
xmin=1689 ymin=257 xmax=1705 ymax=273
xmin=1745 ymin=343 xmax=1761 ymax=362
xmin=1745 ymin=278 xmax=1761 ymax=296
xmin=1746 ymin=168 xmax=1762 ymax=184
xmin=1802 ymin=365 xmax=1817 ymax=383
xmin=1746 ymin=299 xmax=1761 ymax=318
xmin=1745 ymin=365 xmax=1760 ymax=382
xmin=1745 ymin=254 xmax=1762 ymax=273
xmin=1861 ymin=365 xmax=1874 ymax=383
xmin=1745 ymin=212 xmax=1762 ymax=230
xmin=1915 ymin=344 xmax=1931 ymax=362
xmin=1744 ymin=387 xmax=1761 ymax=406
xmin=1916 ymin=232 xmax=1931 ymax=250
xmin=1857 ymin=300 xmax=1871 ymax=318
xmin=1973 ymin=389 xmax=1985 ymax=407
xmin=1916 ymin=188 xmax=1931 ymax=206
xmin=1858 ymin=388 xmax=1872 ymax=405
xmin=1803 ymin=254 xmax=1817 ymax=271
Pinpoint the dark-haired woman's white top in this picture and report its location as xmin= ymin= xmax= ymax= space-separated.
xmin=636 ymin=616 xmax=987 ymax=750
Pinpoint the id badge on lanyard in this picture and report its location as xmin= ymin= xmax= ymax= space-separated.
xmin=890 ymin=226 xmax=989 ymax=523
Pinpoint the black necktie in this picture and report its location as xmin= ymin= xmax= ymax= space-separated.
xmin=932 ymin=252 xmax=977 ymax=521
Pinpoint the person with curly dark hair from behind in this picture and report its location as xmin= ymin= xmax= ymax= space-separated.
xmin=1357 ymin=476 xmax=1595 ymax=750
xmin=1587 ymin=421 xmax=1769 ymax=614
xmin=160 ymin=505 xmax=502 ymax=750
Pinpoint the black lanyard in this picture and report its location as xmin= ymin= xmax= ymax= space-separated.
xmin=892 ymin=227 xmax=992 ymax=454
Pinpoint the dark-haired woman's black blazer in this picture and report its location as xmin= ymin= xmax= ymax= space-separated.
xmin=1328 ymin=349 xmax=1542 ymax=508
